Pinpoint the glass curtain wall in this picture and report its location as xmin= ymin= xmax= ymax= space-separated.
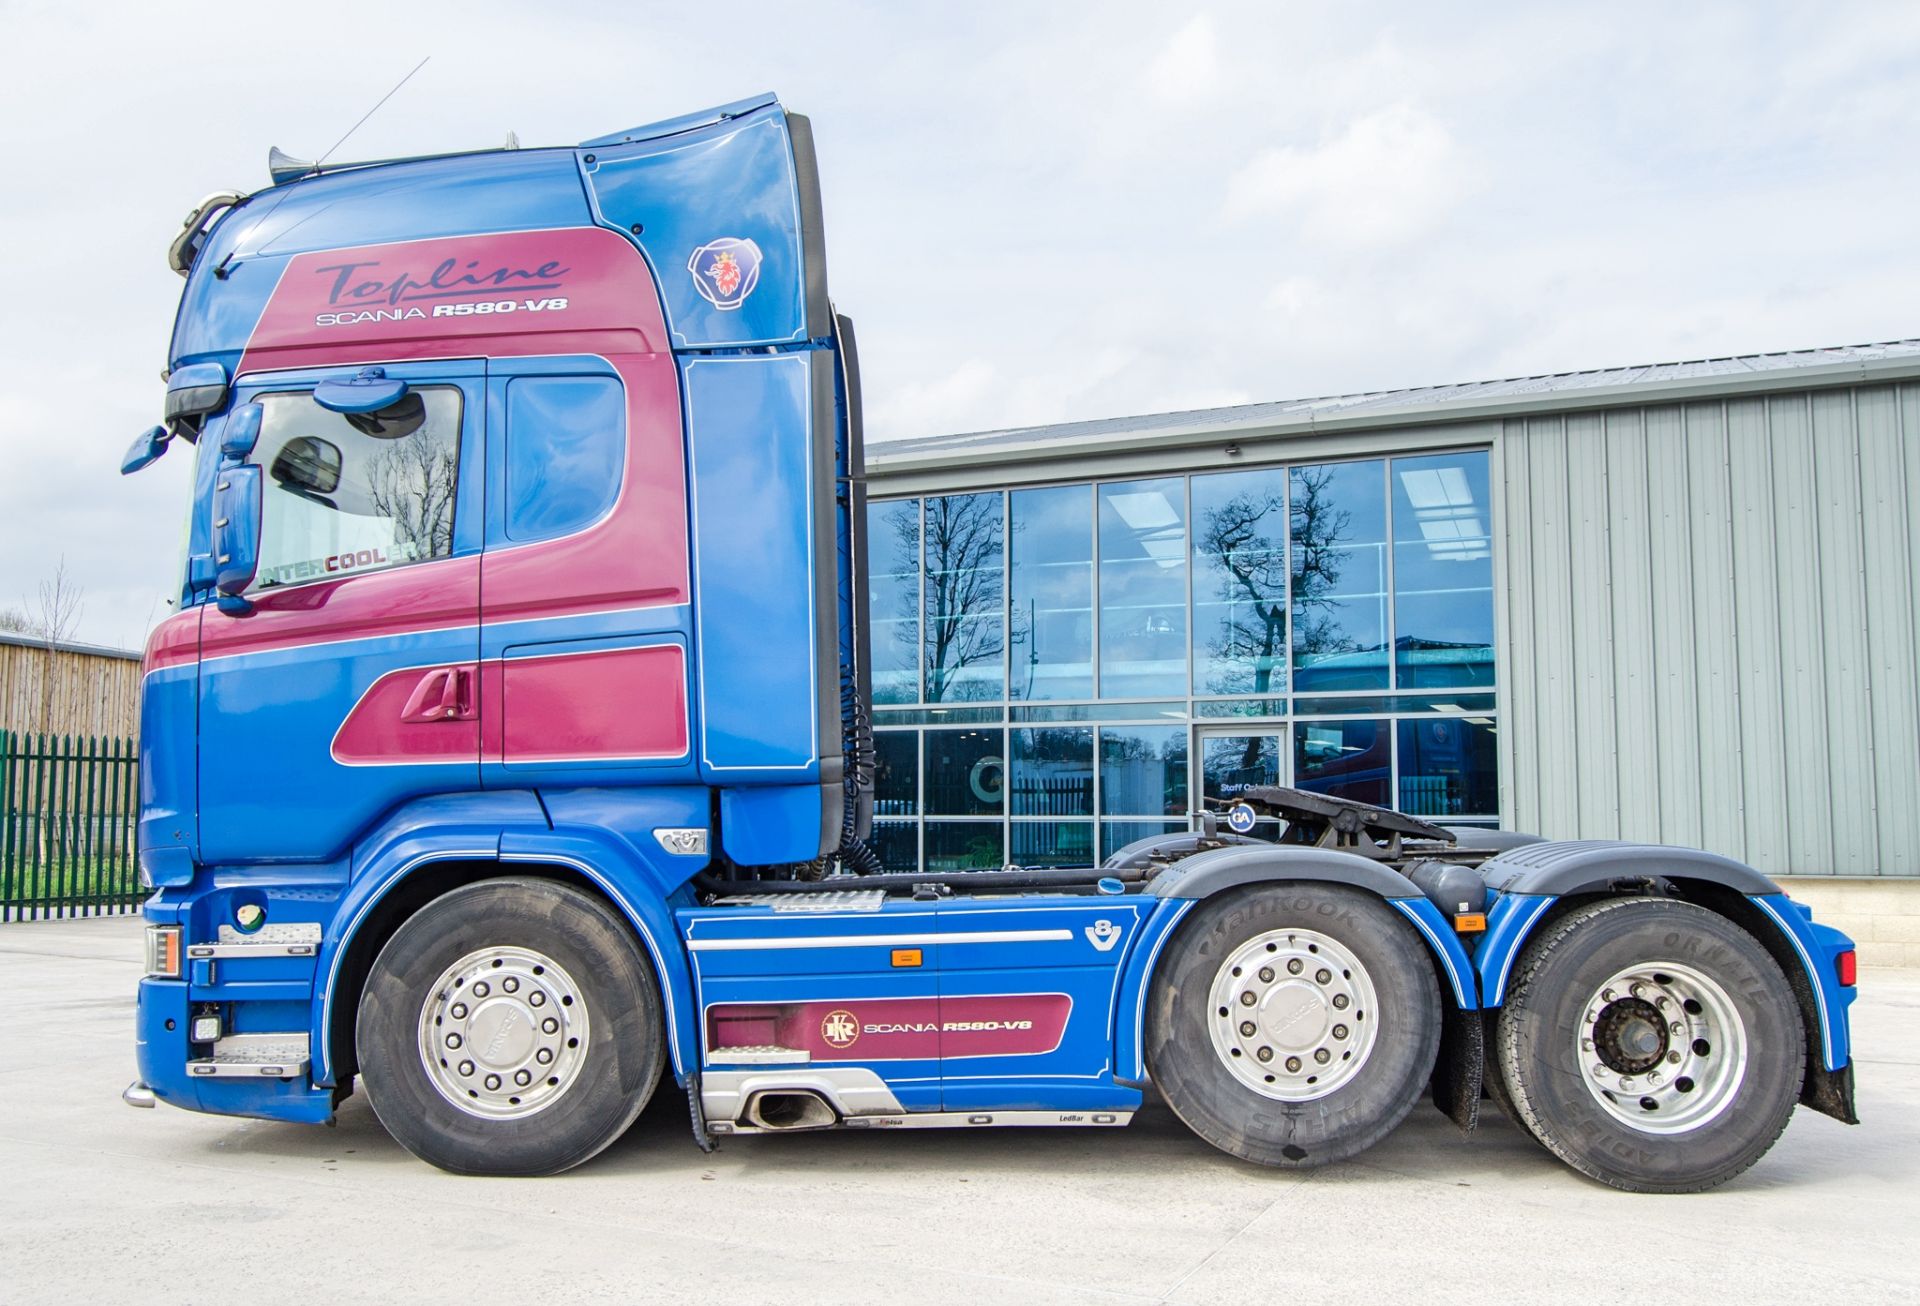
xmin=865 ymin=449 xmax=1496 ymax=871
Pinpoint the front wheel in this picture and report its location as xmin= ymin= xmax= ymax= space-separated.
xmin=356 ymin=877 xmax=666 ymax=1175
xmin=1146 ymin=884 xmax=1442 ymax=1168
xmin=1492 ymin=897 xmax=1805 ymax=1193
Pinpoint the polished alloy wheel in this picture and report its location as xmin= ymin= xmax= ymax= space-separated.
xmin=1575 ymin=961 xmax=1748 ymax=1134
xmin=1206 ymin=926 xmax=1379 ymax=1101
xmin=416 ymin=944 xmax=591 ymax=1120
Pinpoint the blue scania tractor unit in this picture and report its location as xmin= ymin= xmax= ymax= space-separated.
xmin=121 ymin=95 xmax=1858 ymax=1191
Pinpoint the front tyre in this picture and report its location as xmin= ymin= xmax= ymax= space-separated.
xmin=1492 ymin=897 xmax=1804 ymax=1193
xmin=1147 ymin=885 xmax=1442 ymax=1168
xmin=356 ymin=877 xmax=666 ymax=1176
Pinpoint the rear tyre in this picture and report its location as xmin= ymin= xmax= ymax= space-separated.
xmin=357 ymin=877 xmax=665 ymax=1176
xmin=1492 ymin=897 xmax=1804 ymax=1193
xmin=1147 ymin=884 xmax=1442 ymax=1168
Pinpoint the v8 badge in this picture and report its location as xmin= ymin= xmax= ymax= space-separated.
xmin=1084 ymin=919 xmax=1123 ymax=952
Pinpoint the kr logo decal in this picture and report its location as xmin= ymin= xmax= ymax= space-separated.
xmin=688 ymin=236 xmax=764 ymax=311
xmin=1084 ymin=919 xmax=1123 ymax=952
xmin=821 ymin=1008 xmax=861 ymax=1049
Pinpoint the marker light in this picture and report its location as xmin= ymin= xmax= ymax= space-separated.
xmin=144 ymin=926 xmax=182 ymax=978
xmin=1836 ymin=950 xmax=1857 ymax=987
xmin=1453 ymin=913 xmax=1488 ymax=933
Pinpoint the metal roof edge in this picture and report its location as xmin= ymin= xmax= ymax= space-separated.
xmin=0 ymin=631 xmax=143 ymax=661
xmin=867 ymin=351 xmax=1920 ymax=479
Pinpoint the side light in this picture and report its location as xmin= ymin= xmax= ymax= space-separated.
xmin=1836 ymin=950 xmax=1857 ymax=987
xmin=144 ymin=925 xmax=183 ymax=978
xmin=1453 ymin=912 xmax=1487 ymax=933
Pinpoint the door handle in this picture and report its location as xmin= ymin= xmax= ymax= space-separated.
xmin=399 ymin=666 xmax=475 ymax=723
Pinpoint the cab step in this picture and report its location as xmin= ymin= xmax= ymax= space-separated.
xmin=186 ymin=1033 xmax=310 ymax=1079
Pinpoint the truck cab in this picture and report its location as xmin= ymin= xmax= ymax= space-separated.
xmin=126 ymin=96 xmax=1858 ymax=1191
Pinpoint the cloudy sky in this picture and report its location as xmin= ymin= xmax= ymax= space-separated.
xmin=3 ymin=0 xmax=1918 ymax=648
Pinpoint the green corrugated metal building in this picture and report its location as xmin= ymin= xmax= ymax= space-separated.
xmin=863 ymin=340 xmax=1920 ymax=959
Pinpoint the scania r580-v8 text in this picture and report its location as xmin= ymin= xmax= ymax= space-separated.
xmin=120 ymin=95 xmax=1858 ymax=1191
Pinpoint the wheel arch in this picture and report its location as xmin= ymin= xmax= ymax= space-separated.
xmin=1116 ymin=849 xmax=1478 ymax=1087
xmin=318 ymin=853 xmax=696 ymax=1091
xmin=1475 ymin=841 xmax=1853 ymax=1120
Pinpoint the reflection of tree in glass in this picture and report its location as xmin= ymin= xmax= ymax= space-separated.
xmin=1197 ymin=487 xmax=1288 ymax=695
xmin=913 ymin=495 xmax=1003 ymax=702
xmin=365 ymin=431 xmax=458 ymax=563
xmin=1290 ymin=466 xmax=1355 ymax=658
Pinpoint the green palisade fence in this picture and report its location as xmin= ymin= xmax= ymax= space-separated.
xmin=0 ymin=731 xmax=140 ymax=922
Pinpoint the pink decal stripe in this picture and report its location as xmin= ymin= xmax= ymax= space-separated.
xmin=238 ymin=227 xmax=670 ymax=374
xmin=705 ymin=994 xmax=1073 ymax=1063
xmin=500 ymin=644 xmax=687 ymax=763
xmin=332 ymin=663 xmax=479 ymax=766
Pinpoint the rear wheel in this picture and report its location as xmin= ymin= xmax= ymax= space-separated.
xmin=356 ymin=877 xmax=665 ymax=1175
xmin=1147 ymin=884 xmax=1441 ymax=1167
xmin=1492 ymin=897 xmax=1804 ymax=1193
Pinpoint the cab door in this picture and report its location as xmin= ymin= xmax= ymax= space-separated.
xmin=196 ymin=361 xmax=485 ymax=863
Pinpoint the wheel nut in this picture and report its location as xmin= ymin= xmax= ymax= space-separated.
xmin=1315 ymin=968 xmax=1331 ymax=985
xmin=1332 ymin=994 xmax=1349 ymax=1010
xmin=514 ymin=1069 xmax=532 ymax=1087
xmin=1240 ymin=992 xmax=1257 ymax=1007
xmin=1287 ymin=959 xmax=1303 ymax=975
xmin=446 ymin=1033 xmax=463 ymax=1049
xmin=502 ymin=977 xmax=519 ymax=994
xmin=529 ymin=992 xmax=546 ymax=1007
xmin=1256 ymin=1047 xmax=1273 ymax=1063
xmin=472 ymin=981 xmax=489 ymax=998
xmin=1258 ymin=967 xmax=1275 ymax=983
xmin=1668 ymin=1051 xmax=1682 ymax=1064
xmin=536 ymin=1048 xmax=554 ymax=1065
xmin=484 ymin=1074 xmax=501 ymax=1091
xmin=1314 ymin=1048 xmax=1331 ymax=1064
xmin=542 ymin=1017 xmax=560 ymax=1034
xmin=458 ymin=1060 xmax=475 ymax=1077
xmin=450 ymin=1003 xmax=467 ymax=1019
xmin=1285 ymin=1056 xmax=1302 ymax=1073
xmin=1240 ymin=1020 xmax=1257 ymax=1037
xmin=1332 ymin=1024 xmax=1348 ymax=1040
xmin=1581 ymin=1038 xmax=1595 ymax=1051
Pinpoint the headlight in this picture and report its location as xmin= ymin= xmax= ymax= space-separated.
xmin=144 ymin=925 xmax=182 ymax=978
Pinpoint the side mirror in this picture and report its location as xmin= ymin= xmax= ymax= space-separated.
xmin=164 ymin=361 xmax=231 ymax=426
xmin=121 ymin=425 xmax=171 ymax=475
xmin=213 ymin=464 xmax=263 ymax=608
xmin=315 ymin=367 xmax=409 ymax=414
xmin=221 ymin=403 xmax=264 ymax=461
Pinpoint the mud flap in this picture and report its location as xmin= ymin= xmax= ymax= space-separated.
xmin=1801 ymin=1061 xmax=1859 ymax=1125
xmin=688 ymin=1072 xmax=717 ymax=1153
xmin=1429 ymin=1006 xmax=1483 ymax=1135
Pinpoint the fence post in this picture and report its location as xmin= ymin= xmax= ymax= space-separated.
xmin=0 ymin=730 xmax=12 ymax=923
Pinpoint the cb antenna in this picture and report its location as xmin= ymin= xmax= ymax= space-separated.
xmin=242 ymin=56 xmax=432 ymax=256
xmin=314 ymin=55 xmax=431 ymax=171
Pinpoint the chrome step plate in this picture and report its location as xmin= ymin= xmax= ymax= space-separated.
xmin=187 ymin=1033 xmax=310 ymax=1079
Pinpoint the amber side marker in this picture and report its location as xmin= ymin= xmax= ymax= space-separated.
xmin=891 ymin=948 xmax=923 ymax=968
xmin=1453 ymin=913 xmax=1487 ymax=933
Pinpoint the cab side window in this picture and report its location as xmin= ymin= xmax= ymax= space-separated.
xmin=503 ymin=375 xmax=625 ymax=543
xmin=250 ymin=388 xmax=463 ymax=590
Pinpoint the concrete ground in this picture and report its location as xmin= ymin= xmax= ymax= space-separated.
xmin=2 ymin=917 xmax=1916 ymax=1305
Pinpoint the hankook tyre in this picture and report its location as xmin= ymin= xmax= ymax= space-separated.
xmin=1147 ymin=884 xmax=1442 ymax=1168
xmin=1491 ymin=897 xmax=1804 ymax=1193
xmin=356 ymin=877 xmax=665 ymax=1176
